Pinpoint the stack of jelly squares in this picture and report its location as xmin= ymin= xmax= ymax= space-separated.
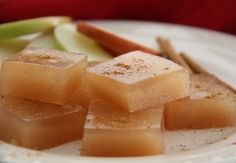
xmin=0 ymin=48 xmax=88 ymax=150
xmin=82 ymin=51 xmax=190 ymax=156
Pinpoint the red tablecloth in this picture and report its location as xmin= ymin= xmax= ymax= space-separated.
xmin=0 ymin=0 xmax=236 ymax=35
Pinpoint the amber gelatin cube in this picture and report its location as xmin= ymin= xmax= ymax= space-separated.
xmin=69 ymin=84 xmax=93 ymax=109
xmin=82 ymin=100 xmax=164 ymax=156
xmin=0 ymin=48 xmax=87 ymax=105
xmin=0 ymin=96 xmax=87 ymax=150
xmin=164 ymin=74 xmax=236 ymax=130
xmin=87 ymin=51 xmax=189 ymax=112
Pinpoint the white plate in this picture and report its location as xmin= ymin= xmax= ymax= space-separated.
xmin=1 ymin=20 xmax=236 ymax=163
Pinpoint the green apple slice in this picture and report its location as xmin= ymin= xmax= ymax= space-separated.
xmin=26 ymin=32 xmax=57 ymax=49
xmin=54 ymin=24 xmax=112 ymax=62
xmin=0 ymin=16 xmax=71 ymax=39
xmin=0 ymin=39 xmax=29 ymax=62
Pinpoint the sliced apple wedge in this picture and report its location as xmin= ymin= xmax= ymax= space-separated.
xmin=26 ymin=32 xmax=57 ymax=49
xmin=0 ymin=16 xmax=71 ymax=39
xmin=54 ymin=24 xmax=112 ymax=62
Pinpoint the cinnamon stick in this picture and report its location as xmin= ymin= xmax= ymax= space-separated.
xmin=156 ymin=36 xmax=236 ymax=92
xmin=78 ymin=22 xmax=160 ymax=56
xmin=180 ymin=52 xmax=236 ymax=92
xmin=180 ymin=52 xmax=209 ymax=74
xmin=156 ymin=37 xmax=193 ymax=73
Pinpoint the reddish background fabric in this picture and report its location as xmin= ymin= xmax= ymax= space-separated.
xmin=0 ymin=0 xmax=236 ymax=35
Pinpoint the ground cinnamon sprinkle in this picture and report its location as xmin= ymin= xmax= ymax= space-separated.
xmin=115 ymin=63 xmax=131 ymax=70
xmin=195 ymin=84 xmax=201 ymax=89
xmin=101 ymin=71 xmax=112 ymax=75
xmin=132 ymin=58 xmax=144 ymax=63
xmin=112 ymin=71 xmax=124 ymax=75
xmin=102 ymin=70 xmax=124 ymax=75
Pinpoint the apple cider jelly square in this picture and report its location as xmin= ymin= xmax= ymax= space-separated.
xmin=68 ymin=82 xmax=94 ymax=109
xmin=0 ymin=95 xmax=87 ymax=150
xmin=87 ymin=51 xmax=189 ymax=112
xmin=0 ymin=48 xmax=87 ymax=105
xmin=81 ymin=100 xmax=164 ymax=156
xmin=164 ymin=74 xmax=236 ymax=130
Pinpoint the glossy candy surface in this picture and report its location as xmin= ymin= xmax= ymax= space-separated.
xmin=0 ymin=96 xmax=87 ymax=150
xmin=82 ymin=100 xmax=164 ymax=156
xmin=0 ymin=48 xmax=87 ymax=105
xmin=87 ymin=51 xmax=189 ymax=112
xmin=165 ymin=74 xmax=236 ymax=129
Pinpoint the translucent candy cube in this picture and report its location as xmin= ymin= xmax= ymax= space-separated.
xmin=0 ymin=48 xmax=87 ymax=105
xmin=69 ymin=85 xmax=93 ymax=108
xmin=87 ymin=51 xmax=189 ymax=112
xmin=165 ymin=74 xmax=236 ymax=130
xmin=82 ymin=100 xmax=164 ymax=156
xmin=0 ymin=95 xmax=87 ymax=150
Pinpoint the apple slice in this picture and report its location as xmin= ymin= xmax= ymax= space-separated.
xmin=77 ymin=22 xmax=160 ymax=56
xmin=0 ymin=16 xmax=71 ymax=39
xmin=26 ymin=32 xmax=57 ymax=49
xmin=0 ymin=39 xmax=29 ymax=63
xmin=54 ymin=24 xmax=112 ymax=62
